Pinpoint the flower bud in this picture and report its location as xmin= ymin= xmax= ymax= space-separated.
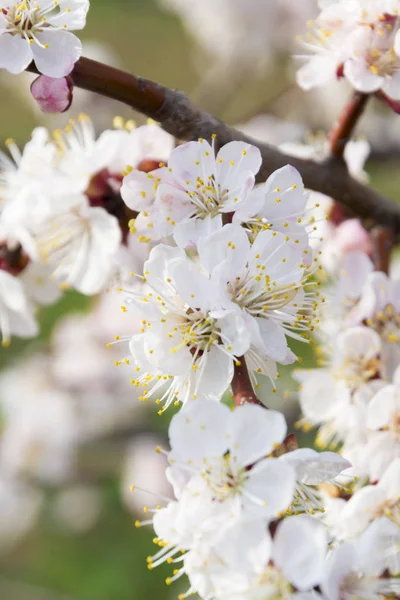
xmin=30 ymin=75 xmax=74 ymax=114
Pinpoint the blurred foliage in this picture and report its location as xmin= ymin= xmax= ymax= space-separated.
xmin=1 ymin=1 xmax=400 ymax=599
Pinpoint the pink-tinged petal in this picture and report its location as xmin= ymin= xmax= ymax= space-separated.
xmin=216 ymin=141 xmax=262 ymax=187
xmin=121 ymin=170 xmax=156 ymax=211
xmin=168 ymin=140 xmax=215 ymax=188
xmin=230 ymin=406 xmax=287 ymax=466
xmin=344 ymin=59 xmax=384 ymax=93
xmin=173 ymin=214 xmax=222 ymax=249
xmin=31 ymin=75 xmax=73 ymax=113
xmin=168 ymin=258 xmax=216 ymax=312
xmin=273 ymin=516 xmax=328 ymax=590
xmin=154 ymin=183 xmax=194 ymax=235
xmin=296 ymin=56 xmax=337 ymax=90
xmin=0 ymin=34 xmax=32 ymax=74
xmin=32 ymin=31 xmax=82 ymax=77
xmin=334 ymin=219 xmax=372 ymax=255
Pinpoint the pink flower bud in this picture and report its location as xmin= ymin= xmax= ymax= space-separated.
xmin=334 ymin=219 xmax=372 ymax=256
xmin=30 ymin=75 xmax=74 ymax=114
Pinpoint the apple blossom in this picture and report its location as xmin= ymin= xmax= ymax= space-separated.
xmin=0 ymin=0 xmax=89 ymax=77
xmin=122 ymin=139 xmax=262 ymax=248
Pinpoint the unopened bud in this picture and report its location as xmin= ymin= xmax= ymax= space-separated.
xmin=31 ymin=75 xmax=74 ymax=114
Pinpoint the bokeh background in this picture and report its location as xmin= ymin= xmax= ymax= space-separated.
xmin=1 ymin=0 xmax=400 ymax=599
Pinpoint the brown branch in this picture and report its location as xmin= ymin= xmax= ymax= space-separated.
xmin=27 ymin=59 xmax=400 ymax=238
xmin=231 ymin=358 xmax=264 ymax=407
xmin=329 ymin=92 xmax=369 ymax=158
xmin=371 ymin=227 xmax=393 ymax=274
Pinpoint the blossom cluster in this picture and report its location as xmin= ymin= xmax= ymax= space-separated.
xmin=297 ymin=0 xmax=400 ymax=104
xmin=132 ymin=400 xmax=399 ymax=600
xmin=120 ymin=138 xmax=321 ymax=407
xmin=0 ymin=116 xmax=173 ymax=346
xmin=2 ymin=0 xmax=400 ymax=598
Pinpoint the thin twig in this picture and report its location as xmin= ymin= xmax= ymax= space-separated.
xmin=329 ymin=92 xmax=369 ymax=158
xmin=27 ymin=59 xmax=400 ymax=237
xmin=231 ymin=359 xmax=264 ymax=407
xmin=371 ymin=227 xmax=393 ymax=274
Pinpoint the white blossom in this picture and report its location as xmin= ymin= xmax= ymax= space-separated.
xmin=122 ymin=139 xmax=262 ymax=248
xmin=0 ymin=0 xmax=89 ymax=77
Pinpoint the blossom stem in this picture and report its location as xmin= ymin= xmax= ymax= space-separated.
xmin=371 ymin=226 xmax=393 ymax=274
xmin=329 ymin=92 xmax=369 ymax=159
xmin=231 ymin=358 xmax=264 ymax=407
xmin=26 ymin=59 xmax=400 ymax=236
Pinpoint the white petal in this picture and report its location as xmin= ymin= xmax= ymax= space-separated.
xmin=197 ymin=223 xmax=250 ymax=276
xmin=121 ymin=170 xmax=157 ymax=211
xmin=168 ymin=399 xmax=231 ymax=466
xmin=216 ymin=141 xmax=262 ymax=188
xmin=341 ymin=486 xmax=385 ymax=537
xmin=296 ymin=56 xmax=337 ymax=90
xmin=168 ymin=257 xmax=216 ymax=312
xmin=33 ymin=31 xmax=82 ymax=77
xmin=194 ymin=344 xmax=234 ymax=400
xmin=383 ymin=72 xmax=400 ymax=100
xmin=378 ymin=458 xmax=400 ymax=499
xmin=168 ymin=140 xmax=216 ymax=189
xmin=367 ymin=385 xmax=398 ymax=430
xmin=230 ymin=406 xmax=287 ymax=466
xmin=321 ymin=543 xmax=356 ymax=600
xmin=344 ymin=58 xmax=384 ymax=93
xmin=273 ymin=515 xmax=328 ymax=590
xmin=280 ymin=449 xmax=351 ymax=485
xmin=244 ymin=458 xmax=296 ymax=517
xmin=336 ymin=326 xmax=381 ymax=362
xmin=255 ymin=318 xmax=291 ymax=362
xmin=0 ymin=34 xmax=32 ymax=74
xmin=173 ymin=214 xmax=222 ymax=249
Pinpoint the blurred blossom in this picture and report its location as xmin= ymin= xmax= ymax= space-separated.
xmin=52 ymin=486 xmax=102 ymax=534
xmin=121 ymin=435 xmax=172 ymax=515
xmin=0 ymin=354 xmax=77 ymax=484
xmin=236 ymin=114 xmax=305 ymax=147
xmin=161 ymin=0 xmax=317 ymax=69
xmin=0 ymin=475 xmax=43 ymax=551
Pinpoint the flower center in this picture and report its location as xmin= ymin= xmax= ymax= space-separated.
xmin=202 ymin=454 xmax=245 ymax=501
xmin=366 ymin=304 xmax=400 ymax=344
xmin=186 ymin=175 xmax=228 ymax=219
xmin=4 ymin=1 xmax=63 ymax=46
xmin=333 ymin=356 xmax=381 ymax=389
xmin=228 ymin=269 xmax=299 ymax=316
xmin=257 ymin=566 xmax=293 ymax=600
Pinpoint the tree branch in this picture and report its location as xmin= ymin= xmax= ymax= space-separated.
xmin=371 ymin=226 xmax=393 ymax=274
xmin=231 ymin=359 xmax=264 ymax=407
xmin=27 ymin=58 xmax=400 ymax=238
